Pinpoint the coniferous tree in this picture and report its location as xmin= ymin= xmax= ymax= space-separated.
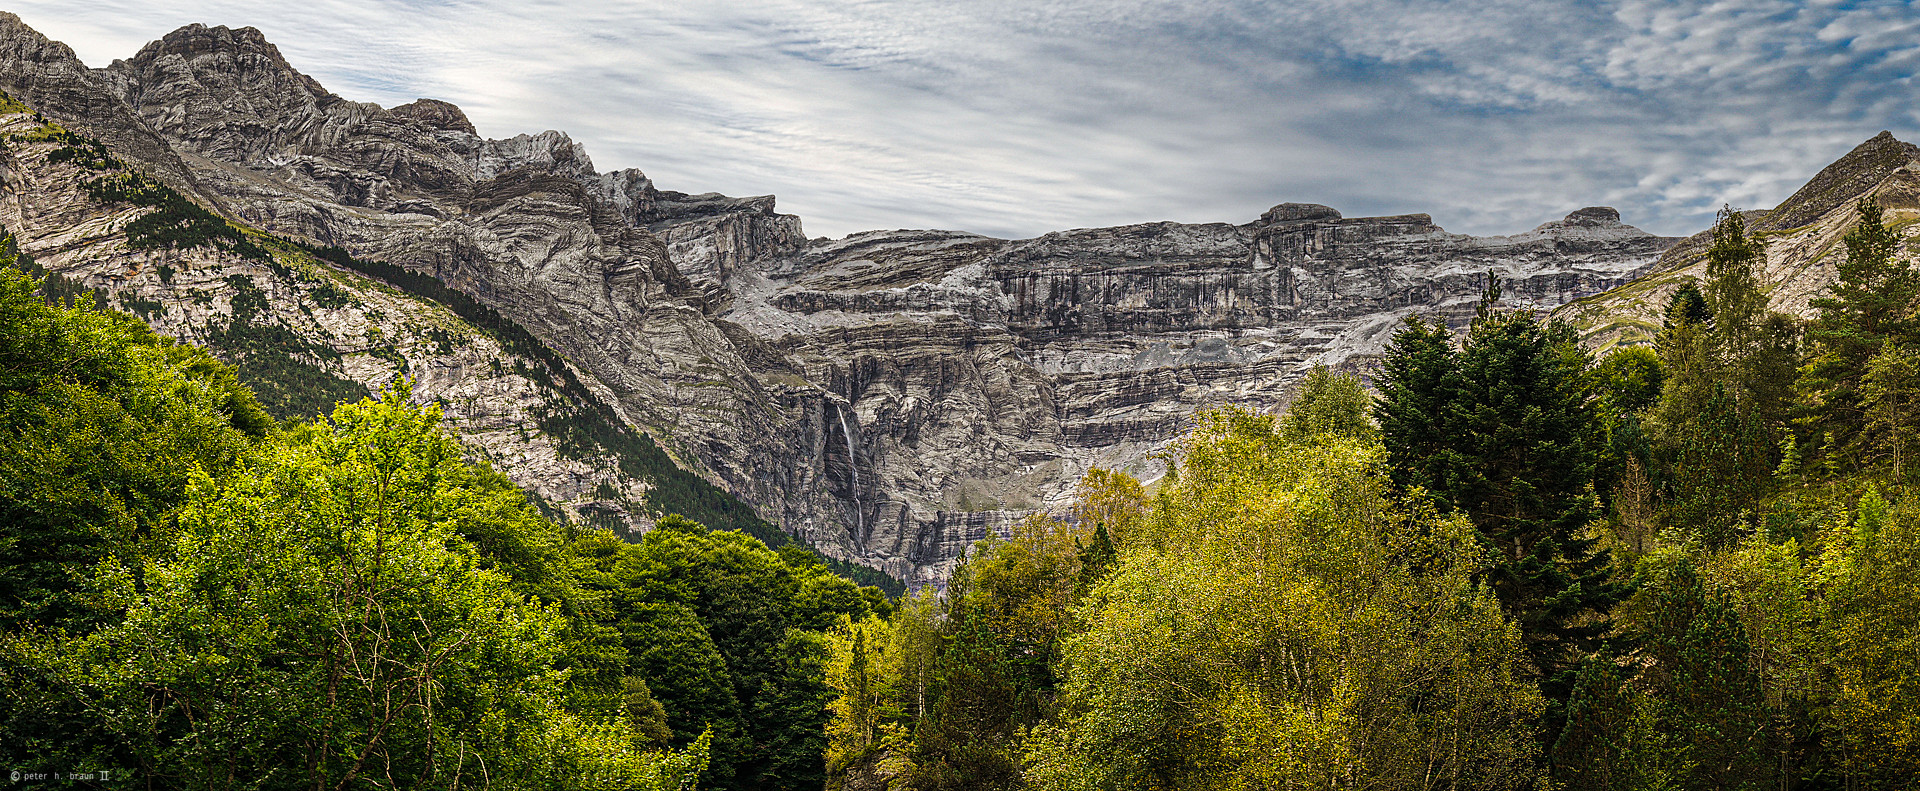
xmin=1555 ymin=560 xmax=1774 ymax=791
xmin=1656 ymin=209 xmax=1798 ymax=540
xmin=1376 ymin=290 xmax=1622 ymax=727
xmin=1798 ymin=198 xmax=1920 ymax=468
xmin=1447 ymin=308 xmax=1621 ymax=704
xmin=1860 ymin=342 xmax=1920 ymax=480
xmin=1705 ymin=209 xmax=1801 ymax=432
xmin=1653 ymin=282 xmax=1719 ymax=437
xmin=1374 ymin=315 xmax=1460 ymax=498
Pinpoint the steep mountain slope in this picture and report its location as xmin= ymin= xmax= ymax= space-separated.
xmin=0 ymin=15 xmax=1677 ymax=586
xmin=1558 ymin=131 xmax=1920 ymax=350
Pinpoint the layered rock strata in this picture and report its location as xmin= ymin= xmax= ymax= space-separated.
xmin=0 ymin=15 xmax=1679 ymax=585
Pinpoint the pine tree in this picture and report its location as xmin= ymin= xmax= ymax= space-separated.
xmin=1798 ymin=198 xmax=1920 ymax=467
xmin=1374 ymin=315 xmax=1460 ymax=498
xmin=1447 ymin=309 xmax=1621 ymax=699
xmin=1656 ymin=209 xmax=1797 ymax=541
xmin=1377 ymin=299 xmax=1623 ymax=727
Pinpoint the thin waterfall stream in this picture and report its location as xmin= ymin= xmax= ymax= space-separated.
xmin=836 ymin=404 xmax=862 ymax=533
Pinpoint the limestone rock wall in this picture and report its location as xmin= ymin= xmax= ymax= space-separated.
xmin=0 ymin=16 xmax=1680 ymax=587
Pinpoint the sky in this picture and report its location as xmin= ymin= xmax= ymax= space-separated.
xmin=11 ymin=1 xmax=1920 ymax=240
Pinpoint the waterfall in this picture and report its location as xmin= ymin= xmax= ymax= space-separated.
xmin=837 ymin=404 xmax=863 ymax=533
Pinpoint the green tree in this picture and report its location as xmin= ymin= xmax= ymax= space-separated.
xmin=1280 ymin=364 xmax=1376 ymax=442
xmin=1797 ymin=198 xmax=1920 ymax=468
xmin=1027 ymin=409 xmax=1543 ymax=791
xmin=1595 ymin=346 xmax=1666 ymax=417
xmin=1821 ymin=488 xmax=1920 ymax=785
xmin=909 ymin=516 xmax=1091 ymax=791
xmin=1374 ymin=315 xmax=1461 ymax=498
xmin=823 ymin=595 xmax=940 ymax=789
xmin=1653 ymin=283 xmax=1719 ymax=437
xmin=1668 ymin=384 xmax=1775 ymax=548
xmin=1442 ymin=308 xmax=1621 ymax=706
xmin=0 ymin=260 xmax=269 ymax=633
xmin=1859 ymin=342 xmax=1920 ymax=480
xmin=1655 ymin=210 xmax=1800 ymax=543
xmin=1704 ymin=208 xmax=1770 ymax=371
xmin=612 ymin=515 xmax=870 ymax=790
xmin=1 ymin=386 xmax=705 ymax=788
xmin=1555 ymin=558 xmax=1775 ymax=791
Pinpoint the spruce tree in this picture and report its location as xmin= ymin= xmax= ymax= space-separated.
xmin=1447 ymin=309 xmax=1620 ymax=694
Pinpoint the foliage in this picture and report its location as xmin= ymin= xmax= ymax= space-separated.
xmin=590 ymin=514 xmax=875 ymax=790
xmin=1070 ymin=467 xmax=1148 ymax=545
xmin=1797 ymin=199 xmax=1920 ymax=465
xmin=1556 ymin=556 xmax=1775 ymax=791
xmin=0 ymin=383 xmax=711 ymax=788
xmin=1378 ymin=306 xmax=1622 ymax=721
xmin=1595 ymin=346 xmax=1665 ymax=417
xmin=1279 ymin=364 xmax=1376 ymax=443
xmin=1821 ymin=488 xmax=1920 ymax=784
xmin=0 ymin=253 xmax=269 ymax=633
xmin=1028 ymin=409 xmax=1543 ymax=790
xmin=1374 ymin=315 xmax=1459 ymax=498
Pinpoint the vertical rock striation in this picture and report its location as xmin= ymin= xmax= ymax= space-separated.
xmin=0 ymin=15 xmax=1679 ymax=586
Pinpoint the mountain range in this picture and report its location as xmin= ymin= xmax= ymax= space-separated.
xmin=3 ymin=14 xmax=1912 ymax=588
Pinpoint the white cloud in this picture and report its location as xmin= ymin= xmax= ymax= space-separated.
xmin=9 ymin=0 xmax=1919 ymax=240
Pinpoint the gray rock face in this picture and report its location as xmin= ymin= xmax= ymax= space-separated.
xmin=0 ymin=108 xmax=658 ymax=527
xmin=727 ymin=206 xmax=1674 ymax=580
xmin=0 ymin=17 xmax=1679 ymax=587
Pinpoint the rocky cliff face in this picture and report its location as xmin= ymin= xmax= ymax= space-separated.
xmin=1558 ymin=132 xmax=1920 ymax=351
xmin=726 ymin=204 xmax=1673 ymax=578
xmin=0 ymin=15 xmax=1678 ymax=586
xmin=0 ymin=106 xmax=656 ymax=527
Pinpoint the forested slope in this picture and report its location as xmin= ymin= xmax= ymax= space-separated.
xmin=0 ymin=245 xmax=898 ymax=788
xmin=0 ymin=89 xmax=897 ymax=594
xmin=816 ymin=200 xmax=1920 ymax=791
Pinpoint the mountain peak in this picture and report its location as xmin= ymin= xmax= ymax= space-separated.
xmin=390 ymin=98 xmax=476 ymax=135
xmin=1260 ymin=202 xmax=1342 ymax=224
xmin=123 ymin=22 xmax=329 ymax=100
xmin=1760 ymin=131 xmax=1920 ymax=231
xmin=1563 ymin=206 xmax=1621 ymax=225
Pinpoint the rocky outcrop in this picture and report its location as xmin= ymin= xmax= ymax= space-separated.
xmin=726 ymin=205 xmax=1673 ymax=581
xmin=0 ymin=108 xmax=657 ymax=525
xmin=1558 ymin=132 xmax=1920 ymax=351
xmin=0 ymin=17 xmax=1681 ymax=586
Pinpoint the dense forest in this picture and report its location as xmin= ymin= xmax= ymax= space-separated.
xmin=0 ymin=233 xmax=890 ymax=789
xmin=818 ymin=201 xmax=1920 ymax=791
xmin=4 ymin=197 xmax=1919 ymax=790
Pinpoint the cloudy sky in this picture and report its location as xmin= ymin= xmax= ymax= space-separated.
xmin=12 ymin=1 xmax=1919 ymax=240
